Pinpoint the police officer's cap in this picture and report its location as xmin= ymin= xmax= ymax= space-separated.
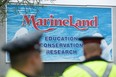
xmin=1 ymin=31 xmax=43 ymax=53
xmin=79 ymin=36 xmax=104 ymax=44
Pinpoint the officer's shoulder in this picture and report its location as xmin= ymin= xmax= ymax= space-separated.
xmin=63 ymin=64 xmax=80 ymax=73
xmin=63 ymin=63 xmax=86 ymax=76
xmin=109 ymin=63 xmax=116 ymax=73
xmin=62 ymin=64 xmax=77 ymax=76
xmin=112 ymin=63 xmax=116 ymax=67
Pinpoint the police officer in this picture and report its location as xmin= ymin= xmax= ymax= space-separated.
xmin=1 ymin=31 xmax=43 ymax=77
xmin=62 ymin=36 xmax=116 ymax=77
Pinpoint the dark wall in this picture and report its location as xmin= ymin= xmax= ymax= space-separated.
xmin=42 ymin=62 xmax=76 ymax=76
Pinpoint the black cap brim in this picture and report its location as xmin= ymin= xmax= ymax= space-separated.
xmin=79 ymin=36 xmax=104 ymax=41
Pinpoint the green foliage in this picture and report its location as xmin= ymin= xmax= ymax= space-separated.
xmin=0 ymin=0 xmax=43 ymax=25
xmin=54 ymin=72 xmax=60 ymax=77
xmin=0 ymin=0 xmax=8 ymax=7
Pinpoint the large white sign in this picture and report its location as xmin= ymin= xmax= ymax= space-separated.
xmin=6 ymin=5 xmax=113 ymax=62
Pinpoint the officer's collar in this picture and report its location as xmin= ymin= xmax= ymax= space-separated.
xmin=81 ymin=56 xmax=108 ymax=63
xmin=22 ymin=73 xmax=32 ymax=77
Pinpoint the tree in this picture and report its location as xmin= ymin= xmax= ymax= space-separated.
xmin=0 ymin=0 xmax=42 ymax=25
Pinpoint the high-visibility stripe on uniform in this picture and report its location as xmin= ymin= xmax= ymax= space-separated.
xmin=78 ymin=63 xmax=113 ymax=77
xmin=103 ymin=63 xmax=113 ymax=77
xmin=78 ymin=64 xmax=98 ymax=77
